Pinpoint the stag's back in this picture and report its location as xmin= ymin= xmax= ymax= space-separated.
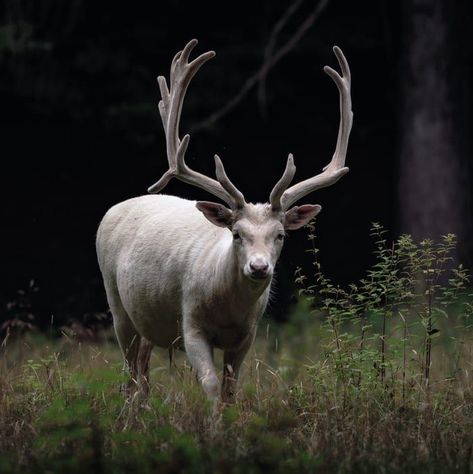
xmin=96 ymin=195 xmax=230 ymax=340
xmin=97 ymin=193 xmax=229 ymax=277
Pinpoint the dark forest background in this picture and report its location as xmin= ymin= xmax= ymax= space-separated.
xmin=1 ymin=0 xmax=472 ymax=327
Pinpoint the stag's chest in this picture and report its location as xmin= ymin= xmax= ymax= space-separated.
xmin=191 ymin=299 xmax=262 ymax=351
xmin=202 ymin=319 xmax=255 ymax=350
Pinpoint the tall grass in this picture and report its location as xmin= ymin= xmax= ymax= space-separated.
xmin=1 ymin=225 xmax=473 ymax=473
xmin=296 ymin=223 xmax=473 ymax=394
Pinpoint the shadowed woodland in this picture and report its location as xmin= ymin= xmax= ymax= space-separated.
xmin=1 ymin=0 xmax=472 ymax=327
xmin=2 ymin=2 xmax=473 ymax=473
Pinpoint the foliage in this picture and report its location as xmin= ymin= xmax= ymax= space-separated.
xmin=296 ymin=222 xmax=473 ymax=394
xmin=1 ymin=225 xmax=473 ymax=472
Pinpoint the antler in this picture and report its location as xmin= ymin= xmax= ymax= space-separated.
xmin=270 ymin=46 xmax=353 ymax=211
xmin=148 ymin=39 xmax=245 ymax=209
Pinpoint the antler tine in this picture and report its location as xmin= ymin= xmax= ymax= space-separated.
xmin=157 ymin=76 xmax=170 ymax=136
xmin=148 ymin=39 xmax=245 ymax=209
xmin=333 ymin=45 xmax=350 ymax=83
xmin=276 ymin=46 xmax=353 ymax=211
xmin=214 ymin=155 xmax=245 ymax=209
xmin=269 ymin=154 xmax=296 ymax=211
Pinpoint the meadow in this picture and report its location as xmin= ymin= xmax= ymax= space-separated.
xmin=1 ymin=225 xmax=473 ymax=473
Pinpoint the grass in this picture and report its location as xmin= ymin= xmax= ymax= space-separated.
xmin=1 ymin=316 xmax=473 ymax=473
xmin=2 ymin=226 xmax=473 ymax=473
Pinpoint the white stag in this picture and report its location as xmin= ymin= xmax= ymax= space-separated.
xmin=96 ymin=39 xmax=353 ymax=404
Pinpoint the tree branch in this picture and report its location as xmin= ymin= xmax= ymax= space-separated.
xmin=258 ymin=0 xmax=305 ymax=118
xmin=191 ymin=0 xmax=330 ymax=133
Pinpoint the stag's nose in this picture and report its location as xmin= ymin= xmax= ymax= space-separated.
xmin=249 ymin=260 xmax=270 ymax=279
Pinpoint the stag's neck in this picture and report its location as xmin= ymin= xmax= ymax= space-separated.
xmin=208 ymin=238 xmax=271 ymax=314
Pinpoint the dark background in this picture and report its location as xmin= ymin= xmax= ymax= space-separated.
xmin=1 ymin=0 xmax=472 ymax=327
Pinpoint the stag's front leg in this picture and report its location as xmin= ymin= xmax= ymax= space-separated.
xmin=222 ymin=331 xmax=255 ymax=404
xmin=183 ymin=321 xmax=220 ymax=403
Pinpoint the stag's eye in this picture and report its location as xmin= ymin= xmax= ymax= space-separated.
xmin=276 ymin=233 xmax=285 ymax=241
xmin=233 ymin=232 xmax=241 ymax=241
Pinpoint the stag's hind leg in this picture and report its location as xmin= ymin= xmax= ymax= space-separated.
xmin=136 ymin=337 xmax=153 ymax=395
xmin=106 ymin=287 xmax=141 ymax=393
xmin=113 ymin=313 xmax=140 ymax=390
xmin=115 ymin=319 xmax=153 ymax=397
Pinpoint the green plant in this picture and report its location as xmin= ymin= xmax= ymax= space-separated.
xmin=2 ymin=225 xmax=473 ymax=473
xmin=296 ymin=223 xmax=473 ymax=398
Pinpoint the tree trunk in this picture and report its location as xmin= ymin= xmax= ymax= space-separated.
xmin=399 ymin=0 xmax=470 ymax=253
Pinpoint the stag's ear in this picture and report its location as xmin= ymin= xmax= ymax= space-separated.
xmin=196 ymin=201 xmax=234 ymax=228
xmin=284 ymin=204 xmax=322 ymax=230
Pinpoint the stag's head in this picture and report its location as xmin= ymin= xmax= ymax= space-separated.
xmin=148 ymin=39 xmax=353 ymax=283
xmin=195 ymin=200 xmax=320 ymax=282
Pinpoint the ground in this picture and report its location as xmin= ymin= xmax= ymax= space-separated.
xmin=1 ymin=306 xmax=473 ymax=473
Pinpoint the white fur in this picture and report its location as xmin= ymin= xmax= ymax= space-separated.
xmin=96 ymin=194 xmax=288 ymax=403
xmin=97 ymin=40 xmax=352 ymax=406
